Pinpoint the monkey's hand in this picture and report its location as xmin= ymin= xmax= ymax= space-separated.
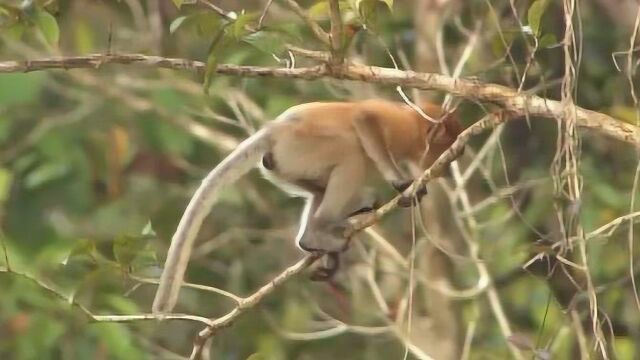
xmin=392 ymin=180 xmax=428 ymax=207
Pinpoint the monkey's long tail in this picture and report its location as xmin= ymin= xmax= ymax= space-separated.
xmin=152 ymin=129 xmax=272 ymax=313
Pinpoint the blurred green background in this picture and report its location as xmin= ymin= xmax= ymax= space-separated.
xmin=1 ymin=0 xmax=640 ymax=359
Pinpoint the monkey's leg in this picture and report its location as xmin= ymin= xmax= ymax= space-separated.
xmin=296 ymin=191 xmax=323 ymax=251
xmin=299 ymin=156 xmax=367 ymax=252
xmin=346 ymin=188 xmax=380 ymax=216
xmin=295 ymin=194 xmax=343 ymax=281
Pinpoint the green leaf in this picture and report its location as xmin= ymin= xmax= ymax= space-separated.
xmin=539 ymin=32 xmax=557 ymax=48
xmin=0 ymin=4 xmax=20 ymax=27
xmin=103 ymin=295 xmax=140 ymax=314
xmin=614 ymin=337 xmax=635 ymax=360
xmin=232 ymin=12 xmax=258 ymax=39
xmin=171 ymin=0 xmax=184 ymax=8
xmin=379 ymin=0 xmax=393 ymax=10
xmin=168 ymin=12 xmax=221 ymax=37
xmin=34 ymin=9 xmax=59 ymax=46
xmin=90 ymin=323 xmax=145 ymax=359
xmin=195 ymin=13 xmax=222 ymax=36
xmin=141 ymin=221 xmax=156 ymax=236
xmin=527 ymin=0 xmax=549 ymax=35
xmin=0 ymin=72 xmax=45 ymax=107
xmin=308 ymin=1 xmax=331 ymax=19
xmin=256 ymin=335 xmax=286 ymax=360
xmin=203 ymin=51 xmax=218 ymax=95
xmin=62 ymin=239 xmax=99 ymax=265
xmin=356 ymin=0 xmax=380 ymax=30
xmin=24 ymin=162 xmax=70 ymax=189
xmin=169 ymin=15 xmax=187 ymax=34
xmin=4 ymin=22 xmax=25 ymax=40
xmin=243 ymin=30 xmax=288 ymax=54
xmin=113 ymin=234 xmax=152 ymax=268
xmin=308 ymin=1 xmax=354 ymax=20
xmin=490 ymin=31 xmax=517 ymax=58
xmin=0 ymin=168 xmax=12 ymax=203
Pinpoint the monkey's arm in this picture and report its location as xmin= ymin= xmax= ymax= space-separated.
xmin=353 ymin=115 xmax=427 ymax=207
xmin=353 ymin=115 xmax=406 ymax=185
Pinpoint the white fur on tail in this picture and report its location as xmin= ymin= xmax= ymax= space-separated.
xmin=152 ymin=129 xmax=272 ymax=313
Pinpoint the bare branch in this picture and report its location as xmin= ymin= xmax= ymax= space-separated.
xmin=258 ymin=0 xmax=275 ymax=29
xmin=0 ymin=53 xmax=636 ymax=146
xmin=131 ymin=275 xmax=243 ymax=304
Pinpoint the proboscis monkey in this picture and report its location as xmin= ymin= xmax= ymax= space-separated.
xmin=152 ymin=99 xmax=464 ymax=313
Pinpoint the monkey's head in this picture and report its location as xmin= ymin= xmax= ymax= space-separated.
xmin=417 ymin=106 xmax=465 ymax=175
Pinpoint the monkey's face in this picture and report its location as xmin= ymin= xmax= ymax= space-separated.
xmin=418 ymin=122 xmax=461 ymax=176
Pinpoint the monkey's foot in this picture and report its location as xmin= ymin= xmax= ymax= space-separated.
xmin=298 ymin=222 xmax=350 ymax=253
xmin=310 ymin=252 xmax=341 ymax=281
xmin=392 ymin=180 xmax=428 ymax=207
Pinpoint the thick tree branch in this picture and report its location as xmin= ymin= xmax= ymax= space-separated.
xmin=0 ymin=53 xmax=636 ymax=146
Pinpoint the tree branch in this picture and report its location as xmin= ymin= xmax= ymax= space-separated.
xmin=328 ymin=0 xmax=344 ymax=64
xmin=189 ymin=254 xmax=321 ymax=359
xmin=0 ymin=267 xmax=213 ymax=326
xmin=0 ymin=53 xmax=636 ymax=146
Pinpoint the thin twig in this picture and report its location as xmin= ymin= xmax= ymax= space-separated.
xmin=280 ymin=0 xmax=330 ymax=45
xmin=131 ymin=275 xmax=243 ymax=304
xmin=258 ymin=0 xmax=275 ymax=29
xmin=0 ymin=267 xmax=212 ymax=326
